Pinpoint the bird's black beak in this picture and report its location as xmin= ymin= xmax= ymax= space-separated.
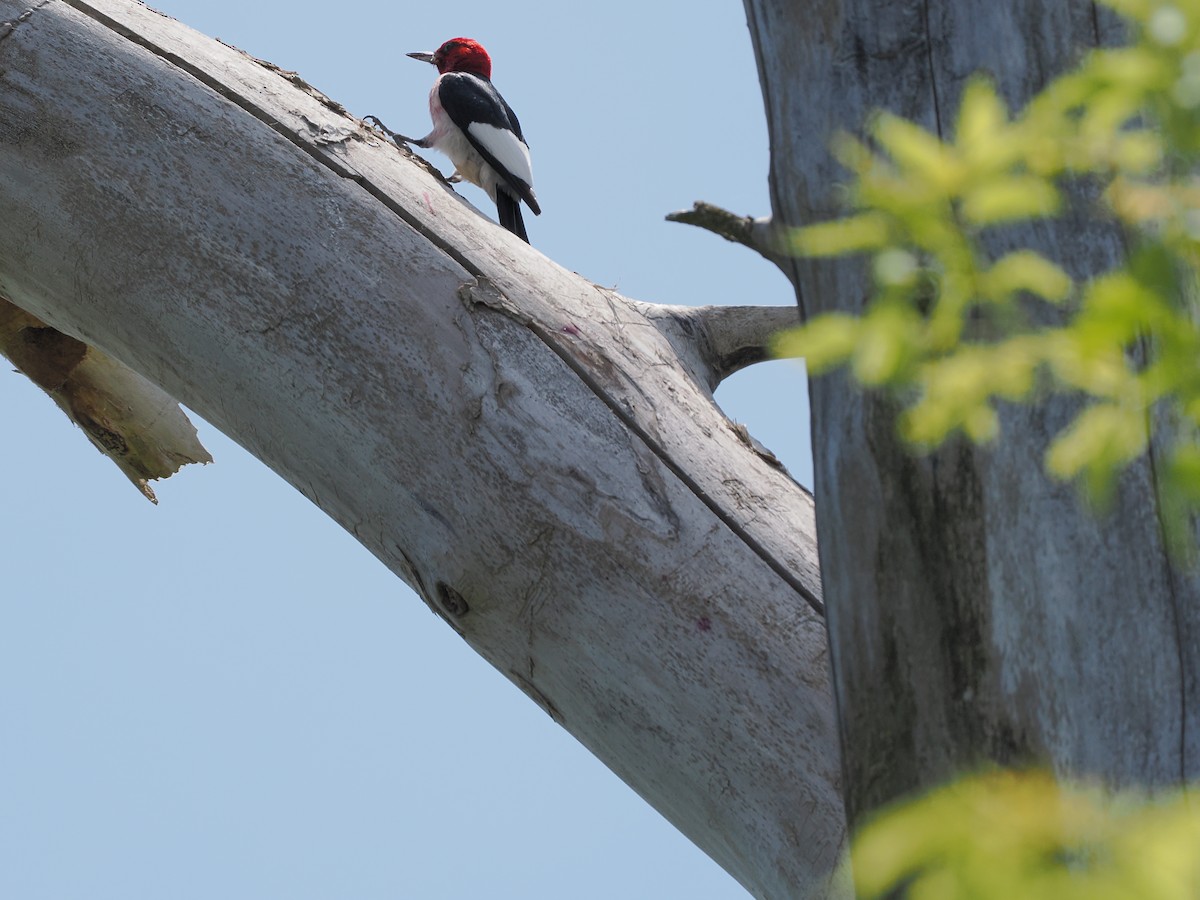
xmin=406 ymin=51 xmax=436 ymax=64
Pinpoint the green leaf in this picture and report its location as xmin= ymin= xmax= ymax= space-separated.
xmin=853 ymin=770 xmax=1200 ymax=900
xmin=773 ymin=0 xmax=1200 ymax=524
xmin=771 ymin=315 xmax=861 ymax=373
xmin=961 ymin=176 xmax=1061 ymax=225
xmin=1111 ymin=130 xmax=1163 ymax=172
xmin=852 ymin=304 xmax=921 ymax=384
xmin=873 ymin=248 xmax=920 ymax=287
xmin=962 ymin=404 xmax=1001 ymax=442
xmin=1167 ymin=443 xmax=1200 ymax=495
xmin=1046 ymin=403 xmax=1148 ymax=482
xmin=1128 ymin=242 xmax=1179 ymax=299
xmin=980 ymin=251 xmax=1073 ymax=302
xmin=873 ymin=113 xmax=966 ymax=194
xmin=900 ymin=342 xmax=1040 ymax=447
xmin=1147 ymin=6 xmax=1189 ymax=47
xmin=1043 ymin=331 xmax=1133 ymax=398
xmin=1075 ymin=271 xmax=1167 ymax=342
xmin=955 ymin=78 xmax=1026 ymax=175
xmin=791 ymin=213 xmax=891 ymax=257
xmin=831 ymin=132 xmax=877 ymax=176
xmin=956 ymin=77 xmax=1008 ymax=152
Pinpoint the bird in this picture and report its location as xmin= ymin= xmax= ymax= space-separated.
xmin=375 ymin=37 xmax=540 ymax=243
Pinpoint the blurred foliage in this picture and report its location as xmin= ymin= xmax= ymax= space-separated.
xmin=775 ymin=0 xmax=1200 ymax=533
xmin=849 ymin=770 xmax=1200 ymax=899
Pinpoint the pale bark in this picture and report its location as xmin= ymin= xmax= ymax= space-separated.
xmin=0 ymin=1 xmax=844 ymax=896
xmin=666 ymin=202 xmax=789 ymax=274
xmin=633 ymin=302 xmax=802 ymax=396
xmin=744 ymin=0 xmax=1199 ymax=828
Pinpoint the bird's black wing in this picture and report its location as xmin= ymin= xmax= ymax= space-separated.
xmin=438 ymin=72 xmax=540 ymax=215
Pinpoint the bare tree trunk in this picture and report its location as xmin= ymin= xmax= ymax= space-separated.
xmin=0 ymin=0 xmax=847 ymax=895
xmin=745 ymin=0 xmax=1200 ymax=827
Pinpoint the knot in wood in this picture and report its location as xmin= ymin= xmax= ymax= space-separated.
xmin=436 ymin=582 xmax=470 ymax=618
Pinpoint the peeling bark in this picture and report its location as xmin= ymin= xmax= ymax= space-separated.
xmin=0 ymin=298 xmax=210 ymax=501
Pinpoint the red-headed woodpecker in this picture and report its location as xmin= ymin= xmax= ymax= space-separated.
xmin=399 ymin=38 xmax=540 ymax=243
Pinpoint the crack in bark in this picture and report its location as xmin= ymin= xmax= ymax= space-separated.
xmin=518 ymin=526 xmax=554 ymax=683
xmin=526 ymin=307 xmax=826 ymax=616
xmin=467 ymin=278 xmax=824 ymax=616
xmin=1143 ymin=402 xmax=1190 ymax=784
xmin=920 ymin=0 xmax=944 ymax=139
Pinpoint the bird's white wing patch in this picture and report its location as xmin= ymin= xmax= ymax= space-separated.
xmin=467 ymin=122 xmax=534 ymax=188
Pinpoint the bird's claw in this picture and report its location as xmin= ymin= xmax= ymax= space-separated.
xmin=364 ymin=115 xmax=395 ymax=139
xmin=364 ymin=117 xmax=428 ymax=149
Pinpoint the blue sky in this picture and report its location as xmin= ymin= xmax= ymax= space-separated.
xmin=0 ymin=1 xmax=814 ymax=897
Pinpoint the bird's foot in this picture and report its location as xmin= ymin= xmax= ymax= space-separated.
xmin=364 ymin=114 xmax=393 ymax=137
xmin=363 ymin=115 xmax=427 ymax=148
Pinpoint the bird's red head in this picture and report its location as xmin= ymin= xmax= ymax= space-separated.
xmin=431 ymin=38 xmax=492 ymax=78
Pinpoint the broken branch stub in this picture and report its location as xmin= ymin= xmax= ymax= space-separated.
xmin=0 ymin=298 xmax=211 ymax=502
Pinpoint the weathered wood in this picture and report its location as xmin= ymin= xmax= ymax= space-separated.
xmin=666 ymin=201 xmax=790 ymax=274
xmin=745 ymin=0 xmax=1199 ymax=827
xmin=633 ymin=302 xmax=801 ymax=394
xmin=0 ymin=296 xmax=211 ymax=500
xmin=0 ymin=0 xmax=845 ymax=895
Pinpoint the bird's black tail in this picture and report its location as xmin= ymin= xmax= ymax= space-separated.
xmin=496 ymin=190 xmax=529 ymax=243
